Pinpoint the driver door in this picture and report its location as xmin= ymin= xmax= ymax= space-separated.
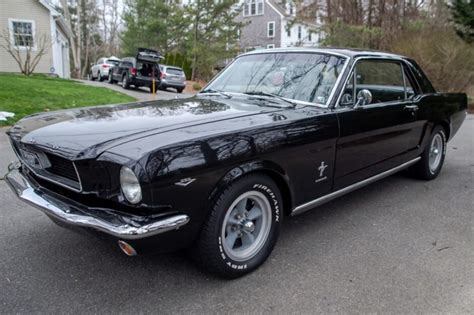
xmin=334 ymin=58 xmax=419 ymax=190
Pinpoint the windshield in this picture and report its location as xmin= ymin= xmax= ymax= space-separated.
xmin=205 ymin=52 xmax=347 ymax=105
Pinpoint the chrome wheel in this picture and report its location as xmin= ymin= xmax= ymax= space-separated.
xmin=429 ymin=133 xmax=443 ymax=173
xmin=122 ymin=76 xmax=127 ymax=86
xmin=221 ymin=191 xmax=272 ymax=262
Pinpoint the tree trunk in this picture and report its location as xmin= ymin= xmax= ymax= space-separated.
xmin=191 ymin=1 xmax=200 ymax=81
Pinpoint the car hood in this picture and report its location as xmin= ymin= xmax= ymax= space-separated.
xmin=8 ymin=96 xmax=286 ymax=160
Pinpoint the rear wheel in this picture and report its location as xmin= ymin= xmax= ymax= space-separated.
xmin=195 ymin=174 xmax=282 ymax=278
xmin=108 ymin=73 xmax=115 ymax=84
xmin=413 ymin=125 xmax=447 ymax=180
xmin=122 ymin=74 xmax=130 ymax=89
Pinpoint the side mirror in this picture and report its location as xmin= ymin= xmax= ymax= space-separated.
xmin=354 ymin=89 xmax=372 ymax=108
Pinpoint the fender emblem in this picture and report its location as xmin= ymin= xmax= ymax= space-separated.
xmin=315 ymin=161 xmax=328 ymax=183
xmin=318 ymin=161 xmax=328 ymax=177
xmin=175 ymin=177 xmax=196 ymax=187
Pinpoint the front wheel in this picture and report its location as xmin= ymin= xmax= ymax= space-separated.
xmin=413 ymin=125 xmax=447 ymax=180
xmin=195 ymin=174 xmax=282 ymax=278
xmin=108 ymin=73 xmax=115 ymax=84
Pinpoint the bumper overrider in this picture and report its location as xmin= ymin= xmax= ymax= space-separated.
xmin=5 ymin=162 xmax=190 ymax=254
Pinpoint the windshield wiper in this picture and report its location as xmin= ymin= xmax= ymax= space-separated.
xmin=199 ymin=88 xmax=232 ymax=99
xmin=244 ymin=91 xmax=297 ymax=107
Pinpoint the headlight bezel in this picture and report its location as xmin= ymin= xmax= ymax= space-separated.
xmin=119 ymin=166 xmax=142 ymax=204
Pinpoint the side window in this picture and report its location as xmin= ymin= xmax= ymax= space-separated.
xmin=339 ymin=60 xmax=413 ymax=107
xmin=356 ymin=60 xmax=405 ymax=104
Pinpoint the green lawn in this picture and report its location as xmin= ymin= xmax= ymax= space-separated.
xmin=0 ymin=74 xmax=136 ymax=126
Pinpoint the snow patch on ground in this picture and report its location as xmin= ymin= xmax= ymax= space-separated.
xmin=0 ymin=112 xmax=15 ymax=121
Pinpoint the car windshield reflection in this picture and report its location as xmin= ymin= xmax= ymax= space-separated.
xmin=205 ymin=52 xmax=347 ymax=106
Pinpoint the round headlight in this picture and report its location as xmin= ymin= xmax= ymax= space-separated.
xmin=120 ymin=166 xmax=142 ymax=204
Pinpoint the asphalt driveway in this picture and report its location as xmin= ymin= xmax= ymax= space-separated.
xmin=0 ymin=117 xmax=473 ymax=313
xmin=76 ymin=79 xmax=193 ymax=101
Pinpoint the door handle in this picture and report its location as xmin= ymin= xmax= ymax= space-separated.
xmin=404 ymin=105 xmax=419 ymax=111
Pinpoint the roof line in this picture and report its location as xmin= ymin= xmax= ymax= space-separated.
xmin=266 ymin=0 xmax=284 ymax=18
xmin=38 ymin=0 xmax=60 ymax=16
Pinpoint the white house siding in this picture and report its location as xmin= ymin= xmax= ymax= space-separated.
xmin=0 ymin=0 xmax=53 ymax=74
xmin=53 ymin=25 xmax=70 ymax=78
xmin=280 ymin=21 xmax=321 ymax=48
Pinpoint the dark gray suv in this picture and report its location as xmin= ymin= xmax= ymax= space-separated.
xmin=108 ymin=48 xmax=162 ymax=93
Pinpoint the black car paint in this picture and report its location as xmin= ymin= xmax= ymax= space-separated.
xmin=7 ymin=49 xmax=467 ymax=253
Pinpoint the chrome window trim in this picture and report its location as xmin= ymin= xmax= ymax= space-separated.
xmin=334 ymin=56 xmax=414 ymax=109
xmin=201 ymin=50 xmax=351 ymax=108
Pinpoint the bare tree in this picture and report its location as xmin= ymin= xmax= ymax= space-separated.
xmin=98 ymin=0 xmax=121 ymax=56
xmin=0 ymin=29 xmax=52 ymax=76
xmin=60 ymin=0 xmax=81 ymax=78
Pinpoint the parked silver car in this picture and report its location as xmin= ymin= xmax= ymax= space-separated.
xmin=158 ymin=65 xmax=186 ymax=93
xmin=89 ymin=57 xmax=120 ymax=81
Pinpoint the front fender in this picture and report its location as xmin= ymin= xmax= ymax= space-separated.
xmin=208 ymin=160 xmax=294 ymax=213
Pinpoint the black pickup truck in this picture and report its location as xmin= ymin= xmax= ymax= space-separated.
xmin=108 ymin=48 xmax=163 ymax=92
xmin=5 ymin=48 xmax=467 ymax=278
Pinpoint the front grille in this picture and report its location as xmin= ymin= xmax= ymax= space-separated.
xmin=44 ymin=153 xmax=79 ymax=182
xmin=10 ymin=137 xmax=82 ymax=192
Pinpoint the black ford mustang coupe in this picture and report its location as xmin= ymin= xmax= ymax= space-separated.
xmin=5 ymin=49 xmax=467 ymax=278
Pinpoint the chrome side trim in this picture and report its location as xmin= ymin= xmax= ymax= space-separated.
xmin=291 ymin=157 xmax=421 ymax=216
xmin=5 ymin=164 xmax=190 ymax=240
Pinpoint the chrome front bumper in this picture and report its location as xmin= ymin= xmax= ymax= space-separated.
xmin=5 ymin=163 xmax=190 ymax=240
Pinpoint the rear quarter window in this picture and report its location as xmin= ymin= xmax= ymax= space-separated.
xmin=107 ymin=59 xmax=119 ymax=66
xmin=167 ymin=68 xmax=184 ymax=75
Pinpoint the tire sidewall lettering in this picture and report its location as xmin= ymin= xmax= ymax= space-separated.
xmin=252 ymin=183 xmax=280 ymax=223
xmin=217 ymin=181 xmax=281 ymax=270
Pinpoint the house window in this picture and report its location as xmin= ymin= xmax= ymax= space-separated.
xmin=9 ymin=19 xmax=35 ymax=49
xmin=267 ymin=44 xmax=275 ymax=49
xmin=245 ymin=47 xmax=256 ymax=53
xmin=243 ymin=0 xmax=264 ymax=16
xmin=287 ymin=27 xmax=291 ymax=37
xmin=308 ymin=32 xmax=312 ymax=41
xmin=298 ymin=26 xmax=302 ymax=40
xmin=267 ymin=21 xmax=275 ymax=38
xmin=289 ymin=4 xmax=294 ymax=15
